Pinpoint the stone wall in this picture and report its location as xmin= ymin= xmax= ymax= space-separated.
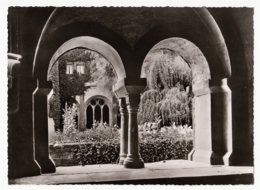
xmin=49 ymin=143 xmax=79 ymax=166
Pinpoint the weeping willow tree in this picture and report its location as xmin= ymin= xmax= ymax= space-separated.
xmin=138 ymin=49 xmax=193 ymax=126
xmin=157 ymin=84 xmax=192 ymax=125
xmin=138 ymin=89 xmax=161 ymax=124
xmin=145 ymin=49 xmax=192 ymax=90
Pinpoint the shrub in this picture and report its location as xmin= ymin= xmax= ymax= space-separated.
xmin=75 ymin=142 xmax=120 ymax=166
xmin=62 ymin=103 xmax=78 ymax=136
xmin=139 ymin=125 xmax=193 ymax=162
xmin=49 ymin=122 xmax=193 ymax=166
xmin=49 ymin=122 xmax=120 ymax=144
xmin=74 ymin=126 xmax=193 ymax=166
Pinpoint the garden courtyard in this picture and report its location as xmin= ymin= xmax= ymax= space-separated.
xmin=47 ymin=43 xmax=195 ymax=168
xmin=49 ymin=122 xmax=193 ymax=167
xmin=8 ymin=7 xmax=254 ymax=184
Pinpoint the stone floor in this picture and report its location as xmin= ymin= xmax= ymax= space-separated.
xmin=9 ymin=160 xmax=254 ymax=185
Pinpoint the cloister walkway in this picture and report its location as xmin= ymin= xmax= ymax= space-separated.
xmin=10 ymin=160 xmax=253 ymax=184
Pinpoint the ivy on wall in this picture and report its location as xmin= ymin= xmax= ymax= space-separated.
xmin=49 ymin=48 xmax=118 ymax=131
xmin=49 ymin=49 xmax=94 ymax=131
xmin=49 ymin=62 xmax=61 ymax=131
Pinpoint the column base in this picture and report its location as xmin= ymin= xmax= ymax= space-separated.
xmin=189 ymin=149 xmax=224 ymax=165
xmin=119 ymin=154 xmax=127 ymax=165
xmin=223 ymin=151 xmax=232 ymax=166
xmin=188 ymin=149 xmax=195 ymax=161
xmin=36 ymin=157 xmax=56 ymax=173
xmin=123 ymin=155 xmax=144 ymax=168
xmin=11 ymin=159 xmax=41 ymax=179
xmin=229 ymin=150 xmax=253 ymax=166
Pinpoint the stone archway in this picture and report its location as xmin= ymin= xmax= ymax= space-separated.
xmin=31 ymin=7 xmax=232 ymax=175
xmin=32 ymin=35 xmax=126 ymax=174
xmin=46 ymin=37 xmax=124 ymax=131
xmin=8 ymin=7 xmax=253 ymax=180
xmin=141 ymin=37 xmax=232 ymax=166
xmin=113 ymin=8 xmax=232 ymax=168
xmin=47 ymin=36 xmax=126 ymax=81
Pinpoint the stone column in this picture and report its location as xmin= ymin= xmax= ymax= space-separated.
xmin=118 ymin=98 xmax=128 ymax=165
xmin=210 ymin=79 xmax=232 ymax=165
xmin=189 ymin=79 xmax=232 ymax=165
xmin=113 ymin=78 xmax=146 ymax=168
xmin=33 ymin=79 xmax=56 ymax=173
xmin=79 ymin=94 xmax=85 ymax=131
xmin=8 ymin=54 xmax=42 ymax=179
xmin=188 ymin=80 xmax=212 ymax=164
xmin=123 ymin=94 xmax=144 ymax=168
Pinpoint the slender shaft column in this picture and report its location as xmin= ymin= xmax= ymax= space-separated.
xmin=93 ymin=106 xmax=95 ymax=124
xmin=118 ymin=98 xmax=128 ymax=165
xmin=101 ymin=105 xmax=104 ymax=123
xmin=79 ymin=94 xmax=85 ymax=131
xmin=33 ymin=80 xmax=56 ymax=173
xmin=210 ymin=79 xmax=232 ymax=165
xmin=123 ymin=94 xmax=144 ymax=168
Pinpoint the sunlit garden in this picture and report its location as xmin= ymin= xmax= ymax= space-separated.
xmin=48 ymin=47 xmax=194 ymax=167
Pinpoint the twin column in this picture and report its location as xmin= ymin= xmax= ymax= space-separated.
xmin=116 ymin=85 xmax=145 ymax=168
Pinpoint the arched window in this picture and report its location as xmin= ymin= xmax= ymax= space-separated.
xmin=86 ymin=98 xmax=111 ymax=128
xmin=94 ymin=105 xmax=101 ymax=123
xmin=103 ymin=105 xmax=109 ymax=124
xmin=86 ymin=106 xmax=93 ymax=129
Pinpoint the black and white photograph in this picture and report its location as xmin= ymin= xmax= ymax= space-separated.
xmin=3 ymin=1 xmax=258 ymax=186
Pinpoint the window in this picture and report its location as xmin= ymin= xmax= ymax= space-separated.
xmin=86 ymin=98 xmax=110 ymax=128
xmin=66 ymin=62 xmax=84 ymax=74
xmin=76 ymin=65 xmax=84 ymax=74
xmin=66 ymin=63 xmax=73 ymax=74
xmin=76 ymin=62 xmax=84 ymax=74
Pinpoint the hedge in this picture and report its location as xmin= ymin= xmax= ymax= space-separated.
xmin=49 ymin=123 xmax=193 ymax=166
xmin=50 ymin=134 xmax=193 ymax=166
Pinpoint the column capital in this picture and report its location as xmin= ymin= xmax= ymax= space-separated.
xmin=126 ymin=94 xmax=140 ymax=110
xmin=119 ymin=97 xmax=127 ymax=109
xmin=113 ymin=78 xmax=146 ymax=98
xmin=113 ymin=79 xmax=127 ymax=98
xmin=33 ymin=80 xmax=52 ymax=96
xmin=210 ymin=78 xmax=231 ymax=93
xmin=119 ymin=97 xmax=128 ymax=115
xmin=192 ymin=79 xmax=230 ymax=97
xmin=36 ymin=79 xmax=52 ymax=90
